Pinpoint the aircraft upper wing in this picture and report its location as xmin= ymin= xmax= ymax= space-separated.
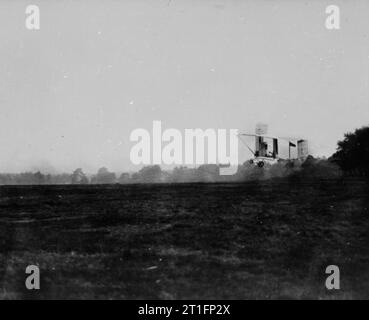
xmin=238 ymin=133 xmax=305 ymax=141
xmin=238 ymin=133 xmax=279 ymax=140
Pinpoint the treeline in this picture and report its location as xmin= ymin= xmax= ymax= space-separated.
xmin=330 ymin=126 xmax=369 ymax=177
xmin=0 ymin=167 xmax=119 ymax=185
xmin=1 ymin=124 xmax=368 ymax=185
xmin=0 ymin=157 xmax=343 ymax=185
xmin=0 ymin=172 xmax=72 ymax=185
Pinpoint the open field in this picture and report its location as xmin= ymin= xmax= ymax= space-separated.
xmin=0 ymin=179 xmax=369 ymax=299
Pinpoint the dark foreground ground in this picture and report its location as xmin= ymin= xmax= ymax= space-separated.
xmin=0 ymin=178 xmax=369 ymax=299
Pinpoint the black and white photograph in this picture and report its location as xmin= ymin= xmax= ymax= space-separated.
xmin=0 ymin=0 xmax=369 ymax=307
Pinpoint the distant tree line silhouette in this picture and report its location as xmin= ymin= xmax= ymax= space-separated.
xmin=0 ymin=172 xmax=72 ymax=185
xmin=331 ymin=126 xmax=369 ymax=176
xmin=0 ymin=160 xmax=341 ymax=185
xmin=0 ymin=125 xmax=367 ymax=185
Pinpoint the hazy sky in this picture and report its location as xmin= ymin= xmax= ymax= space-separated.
xmin=0 ymin=0 xmax=368 ymax=173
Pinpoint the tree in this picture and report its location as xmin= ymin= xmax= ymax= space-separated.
xmin=33 ymin=171 xmax=45 ymax=184
xmin=134 ymin=165 xmax=162 ymax=183
xmin=331 ymin=126 xmax=369 ymax=176
xmin=94 ymin=167 xmax=116 ymax=184
xmin=71 ymin=168 xmax=89 ymax=184
xmin=118 ymin=173 xmax=130 ymax=184
xmin=171 ymin=166 xmax=197 ymax=183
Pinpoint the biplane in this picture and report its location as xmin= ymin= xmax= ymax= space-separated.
xmin=238 ymin=124 xmax=309 ymax=168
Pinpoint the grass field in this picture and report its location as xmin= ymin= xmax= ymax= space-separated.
xmin=0 ymin=178 xmax=369 ymax=299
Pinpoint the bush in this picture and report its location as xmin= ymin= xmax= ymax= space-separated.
xmin=331 ymin=126 xmax=369 ymax=176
